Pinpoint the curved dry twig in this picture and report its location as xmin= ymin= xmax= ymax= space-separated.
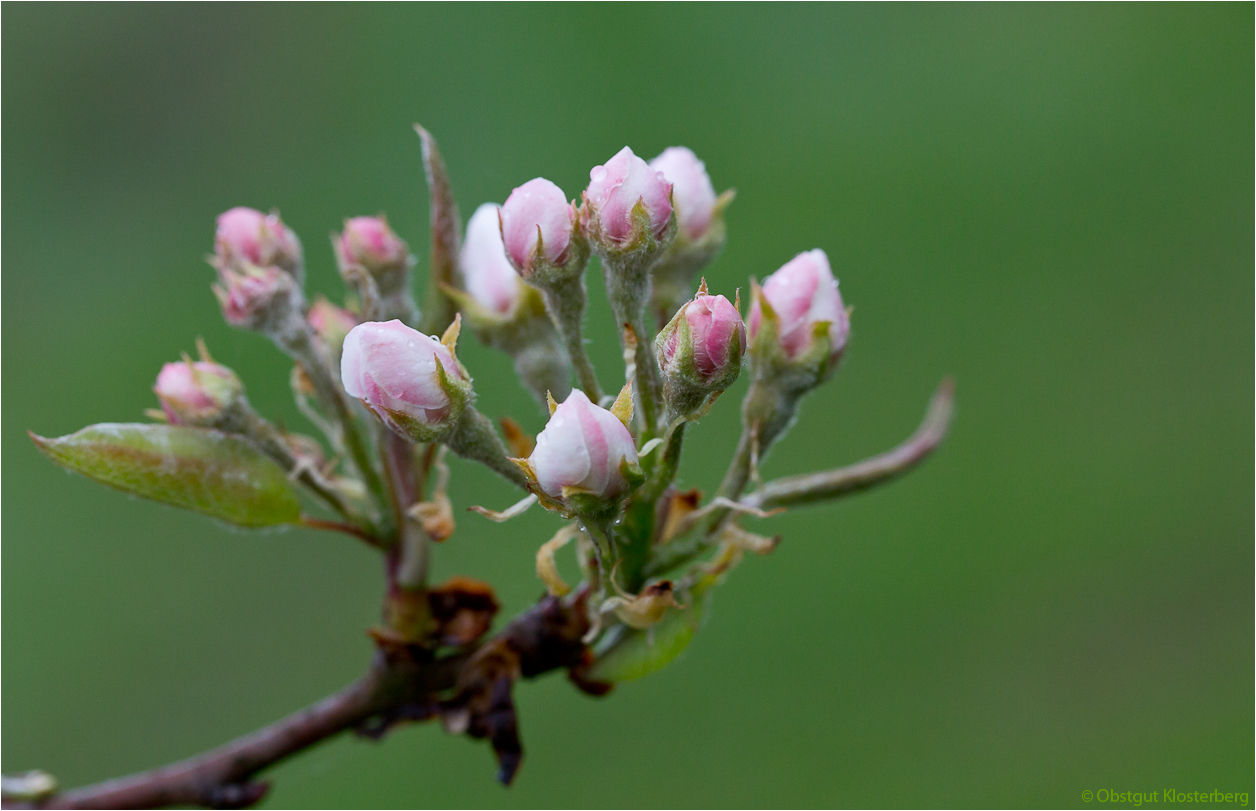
xmin=741 ymin=377 xmax=955 ymax=511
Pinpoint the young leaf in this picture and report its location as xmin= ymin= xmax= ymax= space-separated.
xmin=415 ymin=124 xmax=462 ymax=336
xmin=586 ymin=589 xmax=711 ymax=683
xmin=30 ymin=423 xmax=302 ymax=528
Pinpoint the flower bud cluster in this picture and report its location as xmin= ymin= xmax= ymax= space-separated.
xmin=215 ymin=207 xmax=305 ymax=284
xmin=197 ymin=134 xmax=862 ymax=650
xmin=210 ymin=207 xmax=310 ymax=345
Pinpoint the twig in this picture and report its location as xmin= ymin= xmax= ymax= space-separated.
xmin=39 ymin=665 xmax=395 ymax=809
xmin=644 ymin=378 xmax=955 ymax=578
xmin=741 ymin=377 xmax=955 ymax=510
xmin=298 ymin=517 xmax=380 ymax=547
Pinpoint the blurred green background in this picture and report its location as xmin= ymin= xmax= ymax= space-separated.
xmin=3 ymin=4 xmax=1251 ymax=808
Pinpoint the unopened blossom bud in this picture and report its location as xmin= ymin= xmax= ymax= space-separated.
xmin=334 ymin=216 xmax=412 ymax=295
xmin=461 ymin=203 xmax=525 ymax=315
xmin=659 ymin=291 xmax=745 ymax=383
xmin=656 ymin=287 xmax=746 ymax=420
xmin=214 ymin=207 xmax=304 ymax=284
xmin=749 ymin=249 xmax=849 ymax=362
xmin=499 ymin=178 xmax=579 ymax=280
xmin=307 ymin=298 xmax=358 ymax=354
xmin=452 ymin=203 xmax=573 ymax=406
xmin=153 ymin=360 xmax=244 ymax=426
xmin=340 ymin=320 xmax=470 ymax=442
xmin=213 ymin=265 xmax=302 ymax=333
xmin=649 ymin=147 xmax=717 ymax=242
xmin=583 ymin=146 xmax=673 ymax=248
xmin=336 ymin=216 xmax=407 ymax=272
xmin=528 ymin=389 xmax=639 ymax=501
xmin=647 ymin=147 xmax=733 ymax=323
xmin=584 ymin=148 xmax=677 ymax=435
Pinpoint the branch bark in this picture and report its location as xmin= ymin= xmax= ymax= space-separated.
xmin=13 ymin=594 xmax=593 ymax=810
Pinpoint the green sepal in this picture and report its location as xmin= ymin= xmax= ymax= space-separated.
xmin=620 ymin=456 xmax=646 ymax=492
xmin=520 ymin=223 xmax=590 ymax=290
xmin=747 ymin=278 xmax=782 ymax=363
xmin=586 ymin=587 xmax=711 ymax=683
xmin=595 ymin=197 xmax=678 ymax=264
xmin=370 ymin=361 xmax=471 ymax=444
xmin=441 ymin=280 xmax=549 ymax=335
xmin=31 ymin=423 xmax=302 ymax=528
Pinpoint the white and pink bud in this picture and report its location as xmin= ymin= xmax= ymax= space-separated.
xmin=583 ymin=146 xmax=674 ymax=251
xmin=646 ymin=147 xmax=733 ymax=322
xmin=527 ymin=389 xmax=640 ymax=501
xmin=660 ymin=291 xmax=746 ymax=378
xmin=336 ymin=216 xmax=408 ymax=272
xmin=499 ymin=178 xmax=582 ymax=282
xmin=461 ymin=203 xmax=526 ymax=316
xmin=213 ymin=265 xmax=302 ymax=333
xmin=153 ymin=360 xmax=244 ymax=426
xmin=656 ymin=286 xmax=746 ymax=419
xmin=649 ymin=147 xmax=718 ymax=242
xmin=340 ymin=320 xmax=470 ymax=442
xmin=333 ymin=216 xmax=415 ymax=311
xmin=748 ymin=249 xmax=849 ymax=363
xmin=214 ymin=207 xmax=304 ymax=284
xmin=307 ymin=298 xmax=359 ymax=354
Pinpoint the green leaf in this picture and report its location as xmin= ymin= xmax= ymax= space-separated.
xmin=586 ymin=589 xmax=711 ymax=683
xmin=31 ymin=423 xmax=302 ymax=528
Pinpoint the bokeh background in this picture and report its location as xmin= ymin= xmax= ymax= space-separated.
xmin=3 ymin=5 xmax=1251 ymax=808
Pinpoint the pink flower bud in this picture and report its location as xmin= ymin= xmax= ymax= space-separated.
xmin=334 ymin=216 xmax=409 ymax=275
xmin=214 ymin=266 xmax=296 ymax=329
xmin=154 ymin=361 xmax=243 ymax=425
xmin=649 ymin=147 xmax=717 ymax=241
xmin=461 ymin=203 xmax=525 ymax=314
xmin=681 ymin=293 xmax=746 ymax=378
xmin=499 ymin=178 xmax=575 ymax=274
xmin=585 ymin=146 xmax=673 ymax=243
xmin=215 ymin=207 xmax=303 ymax=279
xmin=528 ymin=389 xmax=639 ymax=499
xmin=307 ymin=298 xmax=359 ymax=350
xmin=340 ymin=320 xmax=468 ymax=435
xmin=749 ymin=250 xmax=849 ymax=359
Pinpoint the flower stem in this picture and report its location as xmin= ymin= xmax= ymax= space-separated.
xmin=281 ymin=327 xmax=390 ymax=526
xmin=602 ymin=253 xmax=662 ymax=436
xmin=444 ymin=407 xmax=531 ymax=489
xmin=539 ymin=275 xmax=603 ymax=402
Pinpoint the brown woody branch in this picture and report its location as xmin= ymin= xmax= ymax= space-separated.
xmin=8 ymin=594 xmax=599 ymax=810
